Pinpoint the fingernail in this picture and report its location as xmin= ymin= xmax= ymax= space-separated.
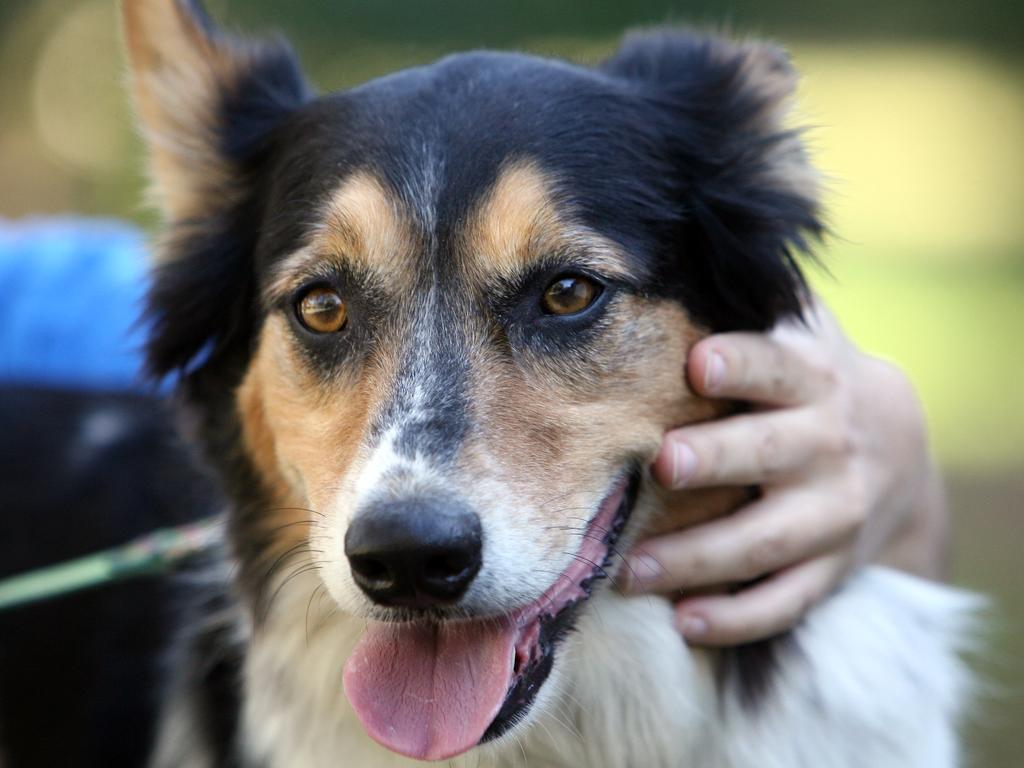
xmin=705 ymin=351 xmax=726 ymax=392
xmin=678 ymin=614 xmax=708 ymax=639
xmin=671 ymin=442 xmax=698 ymax=488
xmin=621 ymin=554 xmax=661 ymax=592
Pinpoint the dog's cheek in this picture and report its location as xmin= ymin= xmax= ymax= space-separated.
xmin=609 ymin=297 xmax=715 ymax=431
xmin=507 ymin=297 xmax=732 ymax=558
xmin=462 ymin=298 xmax=712 ymax=569
xmin=531 ymin=296 xmax=714 ymax=473
xmin=237 ymin=318 xmax=374 ymax=554
xmin=595 ymin=297 xmax=747 ymax=538
xmin=237 ymin=359 xmax=296 ymax=508
xmin=461 ymin=365 xmax=580 ymax=575
xmin=591 ymin=298 xmax=750 ymax=541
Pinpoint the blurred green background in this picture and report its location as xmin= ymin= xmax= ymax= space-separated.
xmin=1 ymin=0 xmax=1020 ymax=763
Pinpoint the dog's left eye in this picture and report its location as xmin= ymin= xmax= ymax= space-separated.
xmin=541 ymin=275 xmax=602 ymax=316
xmin=295 ymin=287 xmax=348 ymax=333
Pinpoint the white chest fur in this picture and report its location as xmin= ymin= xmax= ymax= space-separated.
xmin=238 ymin=568 xmax=978 ymax=768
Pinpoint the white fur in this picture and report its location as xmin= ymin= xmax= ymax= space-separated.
xmin=320 ymin=430 xmax=613 ymax=621
xmin=220 ymin=567 xmax=979 ymax=768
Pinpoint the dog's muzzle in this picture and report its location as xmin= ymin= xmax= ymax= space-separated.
xmin=341 ymin=469 xmax=641 ymax=762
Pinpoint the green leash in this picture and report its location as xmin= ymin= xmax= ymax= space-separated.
xmin=0 ymin=517 xmax=222 ymax=612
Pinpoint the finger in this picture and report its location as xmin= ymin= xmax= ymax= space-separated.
xmin=652 ymin=407 xmax=835 ymax=489
xmin=673 ymin=553 xmax=851 ymax=646
xmin=687 ymin=333 xmax=834 ymax=406
xmin=620 ymin=485 xmax=859 ymax=593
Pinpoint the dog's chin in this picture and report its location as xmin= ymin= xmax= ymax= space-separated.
xmin=340 ymin=467 xmax=642 ymax=761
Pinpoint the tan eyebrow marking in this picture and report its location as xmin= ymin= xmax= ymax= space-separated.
xmin=265 ymin=170 xmax=417 ymax=302
xmin=461 ymin=159 xmax=634 ymax=286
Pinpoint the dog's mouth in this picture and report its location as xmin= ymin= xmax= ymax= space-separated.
xmin=342 ymin=468 xmax=640 ymax=761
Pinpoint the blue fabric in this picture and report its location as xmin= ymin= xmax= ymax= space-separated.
xmin=0 ymin=218 xmax=153 ymax=391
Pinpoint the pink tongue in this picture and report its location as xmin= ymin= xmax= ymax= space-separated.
xmin=343 ymin=619 xmax=517 ymax=761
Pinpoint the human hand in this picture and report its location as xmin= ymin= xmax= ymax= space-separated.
xmin=622 ymin=299 xmax=948 ymax=645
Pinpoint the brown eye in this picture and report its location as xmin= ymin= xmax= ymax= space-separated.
xmin=296 ymin=287 xmax=348 ymax=333
xmin=541 ymin=275 xmax=601 ymax=316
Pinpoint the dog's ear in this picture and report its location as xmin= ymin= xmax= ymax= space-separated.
xmin=122 ymin=0 xmax=309 ymax=221
xmin=122 ymin=1 xmax=309 ymax=380
xmin=601 ymin=29 xmax=823 ymax=331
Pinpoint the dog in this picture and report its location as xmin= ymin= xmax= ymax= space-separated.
xmin=117 ymin=1 xmax=980 ymax=765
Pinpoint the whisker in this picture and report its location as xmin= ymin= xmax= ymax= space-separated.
xmin=604 ymin=544 xmax=654 ymax=602
xmin=305 ymin=582 xmax=326 ymax=646
xmin=254 ymin=541 xmax=316 ymax=607
xmin=561 ymin=552 xmax=622 ymax=594
xmin=261 ymin=557 xmax=324 ymax=621
xmin=548 ymin=703 xmax=584 ymax=744
xmin=260 ymin=519 xmax=321 ymax=536
xmin=624 ymin=542 xmax=670 ymax=582
xmin=267 ymin=506 xmax=325 ymax=518
xmin=311 ymin=603 xmax=339 ymax=638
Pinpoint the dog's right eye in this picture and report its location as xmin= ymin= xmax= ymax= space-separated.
xmin=541 ymin=274 xmax=602 ymax=316
xmin=295 ymin=287 xmax=348 ymax=333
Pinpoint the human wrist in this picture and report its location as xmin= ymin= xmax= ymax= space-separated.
xmin=877 ymin=460 xmax=950 ymax=579
xmin=859 ymin=354 xmax=948 ymax=579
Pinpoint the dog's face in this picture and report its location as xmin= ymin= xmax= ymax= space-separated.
xmin=125 ymin=0 xmax=819 ymax=760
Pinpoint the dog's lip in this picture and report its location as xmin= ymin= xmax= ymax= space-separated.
xmin=480 ymin=466 xmax=641 ymax=743
xmin=509 ymin=470 xmax=633 ymax=632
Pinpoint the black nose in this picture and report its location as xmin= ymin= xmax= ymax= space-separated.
xmin=344 ymin=498 xmax=483 ymax=608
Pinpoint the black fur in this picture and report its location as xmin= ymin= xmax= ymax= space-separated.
xmin=599 ymin=30 xmax=820 ymax=330
xmin=146 ymin=31 xmax=819 ymax=386
xmin=716 ymin=634 xmax=801 ymax=711
xmin=160 ymin=585 xmax=247 ymax=767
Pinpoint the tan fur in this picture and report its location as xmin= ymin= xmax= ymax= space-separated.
xmin=461 ymin=160 xmax=635 ymax=286
xmin=265 ymin=172 xmax=419 ymax=304
xmin=240 ymin=316 xmax=382 ymax=500
xmin=236 ymin=351 xmax=301 ymax=508
xmin=121 ymin=0 xmax=260 ymax=224
xmin=236 ymin=316 xmax=381 ymax=557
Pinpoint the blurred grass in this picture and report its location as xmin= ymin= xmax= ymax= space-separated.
xmin=949 ymin=473 xmax=1024 ymax=767
xmin=812 ymin=251 xmax=1024 ymax=471
xmin=0 ymin=0 xmax=1021 ymax=764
